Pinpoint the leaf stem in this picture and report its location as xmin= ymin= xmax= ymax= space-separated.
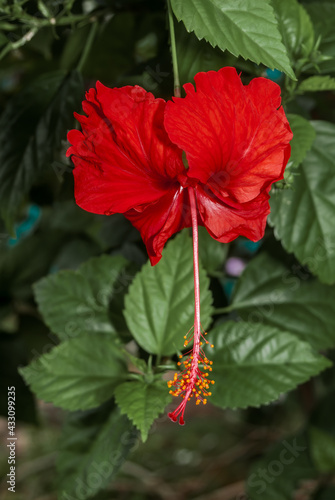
xmin=213 ymin=300 xmax=256 ymax=315
xmin=167 ymin=0 xmax=181 ymax=98
xmin=76 ymin=19 xmax=98 ymax=72
xmin=213 ymin=306 xmax=234 ymax=315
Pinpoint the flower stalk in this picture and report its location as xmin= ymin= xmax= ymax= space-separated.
xmin=168 ymin=188 xmax=214 ymax=425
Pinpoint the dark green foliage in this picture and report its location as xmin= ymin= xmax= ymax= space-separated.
xmin=1 ymin=1 xmax=335 ymax=499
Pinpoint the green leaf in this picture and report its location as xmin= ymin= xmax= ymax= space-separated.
xmin=286 ymin=114 xmax=316 ymax=170
xmin=115 ymin=380 xmax=171 ymax=442
xmin=0 ymin=70 xmax=83 ymax=227
xmin=34 ymin=255 xmax=129 ymax=340
xmin=170 ymin=0 xmax=295 ymax=79
xmin=210 ymin=321 xmax=331 ymax=409
xmin=247 ymin=432 xmax=316 ymax=500
xmin=298 ymin=75 xmax=335 ymax=92
xmin=124 ymin=230 xmax=213 ymax=356
xmin=58 ymin=404 xmax=138 ymax=500
xmin=271 ymin=0 xmax=314 ymax=62
xmin=19 ymin=333 xmax=127 ymax=411
xmin=270 ymin=121 xmax=335 ymax=285
xmin=309 ymin=426 xmax=335 ymax=473
xmin=230 ymin=253 xmax=335 ymax=350
xmin=198 ymin=227 xmax=228 ymax=276
xmin=123 ymin=351 xmax=148 ymax=375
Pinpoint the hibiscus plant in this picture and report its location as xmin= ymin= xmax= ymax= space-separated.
xmin=1 ymin=0 xmax=335 ymax=499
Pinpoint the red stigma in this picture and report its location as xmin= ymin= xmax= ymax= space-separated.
xmin=167 ymin=326 xmax=215 ymax=424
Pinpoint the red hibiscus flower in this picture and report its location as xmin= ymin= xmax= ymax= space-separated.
xmin=67 ymin=67 xmax=292 ymax=424
xmin=67 ymin=67 xmax=292 ymax=266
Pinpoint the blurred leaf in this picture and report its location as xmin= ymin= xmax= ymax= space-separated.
xmin=60 ymin=24 xmax=91 ymax=71
xmin=198 ymin=226 xmax=228 ymax=276
xmin=272 ymin=0 xmax=314 ymax=62
xmin=230 ymin=253 xmax=335 ymax=350
xmin=135 ymin=32 xmax=158 ymax=62
xmin=310 ymin=388 xmax=335 ymax=435
xmin=314 ymin=487 xmax=335 ymax=500
xmin=0 ymin=228 xmax=64 ymax=299
xmin=176 ymin=21 xmax=225 ymax=85
xmin=210 ymin=321 xmax=331 ymax=409
xmin=298 ymin=75 xmax=335 ymax=92
xmin=93 ymin=214 xmax=140 ymax=251
xmin=58 ymin=403 xmax=137 ymax=500
xmin=108 ymin=261 xmax=137 ymax=341
xmin=19 ymin=333 xmax=127 ymax=411
xmin=286 ymin=113 xmax=316 ymax=170
xmin=82 ymin=12 xmax=164 ymax=82
xmin=0 ymin=333 xmax=37 ymax=423
xmin=26 ymin=26 xmax=54 ymax=59
xmin=37 ymin=0 xmax=54 ymax=19
xmin=247 ymin=432 xmax=316 ymax=500
xmin=49 ymin=200 xmax=96 ymax=234
xmin=304 ymin=1 xmax=335 ymax=73
xmin=51 ymin=238 xmax=101 ymax=271
xmin=115 ymin=379 xmax=171 ymax=441
xmin=34 ymin=255 xmax=129 ymax=340
xmin=124 ymin=230 xmax=213 ymax=356
xmin=309 ymin=426 xmax=335 ymax=473
xmin=0 ymin=70 xmax=83 ymax=227
xmin=0 ymin=32 xmax=7 ymax=48
xmin=270 ymin=121 xmax=335 ymax=285
xmin=309 ymin=389 xmax=335 ymax=474
xmin=170 ymin=0 xmax=295 ymax=79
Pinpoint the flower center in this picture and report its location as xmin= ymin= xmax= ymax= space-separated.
xmin=177 ymin=172 xmax=198 ymax=189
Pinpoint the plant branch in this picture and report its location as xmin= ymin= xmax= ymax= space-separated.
xmin=167 ymin=0 xmax=181 ymax=98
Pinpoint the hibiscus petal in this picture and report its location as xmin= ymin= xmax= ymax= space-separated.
xmin=164 ymin=67 xmax=292 ymax=205
xmin=67 ymin=82 xmax=185 ymax=215
xmin=124 ymin=187 xmax=191 ymax=265
xmin=195 ymin=184 xmax=270 ymax=243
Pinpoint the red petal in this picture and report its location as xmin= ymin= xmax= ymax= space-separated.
xmin=195 ymin=184 xmax=270 ymax=242
xmin=67 ymin=82 xmax=185 ymax=215
xmin=164 ymin=67 xmax=293 ymax=204
xmin=124 ymin=187 xmax=192 ymax=265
